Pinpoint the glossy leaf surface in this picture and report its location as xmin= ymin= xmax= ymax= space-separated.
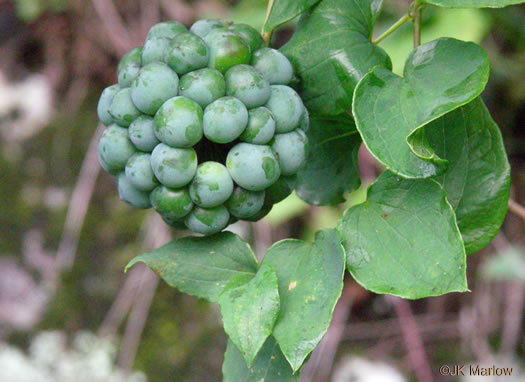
xmin=264 ymin=0 xmax=322 ymax=33
xmin=280 ymin=0 xmax=391 ymax=116
xmin=126 ymin=232 xmax=258 ymax=302
xmin=339 ymin=171 xmax=468 ymax=299
xmin=353 ymin=38 xmax=489 ymax=178
xmin=423 ymin=0 xmax=524 ymax=8
xmin=219 ymin=264 xmax=280 ymax=367
xmin=261 ymin=229 xmax=345 ymax=372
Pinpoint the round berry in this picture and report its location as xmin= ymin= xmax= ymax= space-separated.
xmin=226 ymin=187 xmax=265 ymax=218
xmin=151 ymin=143 xmax=198 ymax=188
xmin=228 ymin=24 xmax=264 ymax=53
xmin=206 ymin=32 xmax=251 ymax=73
xmin=128 ymin=115 xmax=160 ymax=152
xmin=179 ymin=68 xmax=225 ymax=108
xmin=166 ymin=33 xmax=209 ymax=75
xmin=226 ymin=143 xmax=281 ymax=191
xmin=117 ymin=172 xmax=151 ymax=209
xmin=203 ymin=96 xmax=248 ymax=143
xmin=118 ymin=47 xmax=143 ymax=88
xmin=239 ymin=107 xmax=275 ymax=144
xmin=97 ymin=84 xmax=120 ymax=126
xmin=108 ymin=88 xmax=142 ymax=127
xmin=189 ymin=19 xmax=224 ymax=38
xmin=131 ymin=62 xmax=179 ymax=115
xmin=146 ymin=21 xmax=187 ymax=40
xmin=265 ymin=85 xmax=305 ymax=133
xmin=252 ymin=48 xmax=293 ymax=85
xmin=150 ymin=185 xmax=193 ymax=221
xmin=272 ymin=129 xmax=307 ymax=175
xmin=184 ymin=205 xmax=230 ymax=235
xmin=154 ymin=96 xmax=203 ymax=148
xmin=142 ymin=37 xmax=170 ymax=65
xmin=98 ymin=125 xmax=136 ymax=172
xmin=244 ymin=202 xmax=273 ymax=222
xmin=125 ymin=153 xmax=158 ymax=191
xmin=225 ymin=64 xmax=271 ymax=108
xmin=189 ymin=161 xmax=234 ymax=208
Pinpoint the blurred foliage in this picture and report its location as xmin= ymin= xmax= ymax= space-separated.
xmin=13 ymin=0 xmax=70 ymax=22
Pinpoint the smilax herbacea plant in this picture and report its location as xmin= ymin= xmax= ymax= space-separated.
xmin=97 ymin=0 xmax=522 ymax=380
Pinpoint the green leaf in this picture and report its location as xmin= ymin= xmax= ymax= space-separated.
xmin=425 ymin=97 xmax=511 ymax=254
xmin=263 ymin=0 xmax=322 ymax=33
xmin=353 ymin=38 xmax=489 ymax=179
xmin=125 ymin=232 xmax=258 ymax=302
xmin=280 ymin=0 xmax=391 ymax=116
xmin=261 ymin=229 xmax=345 ymax=372
xmin=219 ymin=264 xmax=280 ymax=367
xmin=296 ymin=116 xmax=361 ymax=206
xmin=338 ymin=171 xmax=468 ymax=299
xmin=223 ymin=337 xmax=298 ymax=382
xmin=422 ymin=0 xmax=524 ymax=8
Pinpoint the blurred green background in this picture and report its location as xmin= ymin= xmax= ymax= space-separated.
xmin=0 ymin=0 xmax=524 ymax=381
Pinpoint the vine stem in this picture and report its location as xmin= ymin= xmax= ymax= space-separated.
xmin=261 ymin=0 xmax=275 ymax=47
xmin=413 ymin=0 xmax=422 ymax=48
xmin=508 ymin=198 xmax=525 ymax=221
xmin=372 ymin=14 xmax=412 ymax=45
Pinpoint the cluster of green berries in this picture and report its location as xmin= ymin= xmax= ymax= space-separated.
xmin=97 ymin=19 xmax=309 ymax=235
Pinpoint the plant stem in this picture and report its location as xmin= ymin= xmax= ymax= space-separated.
xmin=261 ymin=0 xmax=275 ymax=47
xmin=413 ymin=1 xmax=422 ymax=48
xmin=508 ymin=198 xmax=525 ymax=221
xmin=372 ymin=14 xmax=412 ymax=45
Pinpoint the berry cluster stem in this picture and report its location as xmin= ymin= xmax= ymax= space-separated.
xmin=413 ymin=0 xmax=423 ymax=48
xmin=372 ymin=14 xmax=412 ymax=45
xmin=262 ymin=0 xmax=275 ymax=47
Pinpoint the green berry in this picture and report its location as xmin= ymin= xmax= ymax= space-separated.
xmin=265 ymin=175 xmax=296 ymax=205
xmin=108 ymin=88 xmax=142 ymax=127
xmin=125 ymin=153 xmax=158 ymax=191
xmin=128 ymin=115 xmax=160 ymax=152
xmin=98 ymin=151 xmax=119 ymax=175
xmin=225 ymin=64 xmax=271 ymax=108
xmin=130 ymin=62 xmax=179 ymax=115
xmin=97 ymin=84 xmax=120 ymax=126
xmin=151 ymin=143 xmax=198 ymax=188
xmin=98 ymin=125 xmax=136 ymax=172
xmin=166 ymin=33 xmax=209 ymax=75
xmin=179 ymin=68 xmax=225 ymax=108
xmin=226 ymin=143 xmax=281 ymax=191
xmin=118 ymin=47 xmax=143 ymax=88
xmin=154 ymin=96 xmax=203 ymax=148
xmin=184 ymin=205 xmax=230 ymax=235
xmin=117 ymin=172 xmax=151 ymax=209
xmin=252 ymin=48 xmax=293 ymax=85
xmin=146 ymin=21 xmax=187 ymax=40
xmin=190 ymin=19 xmax=224 ymax=38
xmin=228 ymin=24 xmax=264 ymax=53
xmin=203 ymin=96 xmax=248 ymax=143
xmin=189 ymin=161 xmax=234 ymax=208
xmin=239 ymin=107 xmax=275 ymax=144
xmin=244 ymin=202 xmax=273 ymax=222
xmin=226 ymin=187 xmax=265 ymax=218
xmin=206 ymin=31 xmax=251 ymax=73
xmin=142 ymin=37 xmax=170 ymax=65
xmin=265 ymin=85 xmax=305 ymax=133
xmin=150 ymin=185 xmax=193 ymax=220
xmin=272 ymin=129 xmax=307 ymax=175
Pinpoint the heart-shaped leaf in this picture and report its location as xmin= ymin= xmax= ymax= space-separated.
xmin=280 ymin=0 xmax=391 ymax=116
xmin=338 ymin=171 xmax=468 ymax=299
xmin=219 ymin=264 xmax=280 ymax=367
xmin=424 ymin=97 xmax=511 ymax=254
xmin=263 ymin=0 xmax=322 ymax=33
xmin=422 ymin=0 xmax=524 ymax=8
xmin=296 ymin=116 xmax=361 ymax=206
xmin=126 ymin=232 xmax=258 ymax=302
xmin=222 ymin=337 xmax=298 ymax=382
xmin=353 ymin=38 xmax=489 ymax=179
xmin=261 ymin=229 xmax=345 ymax=372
